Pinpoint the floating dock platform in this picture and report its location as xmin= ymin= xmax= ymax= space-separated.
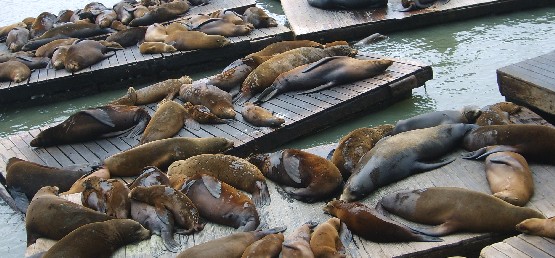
xmin=281 ymin=0 xmax=555 ymax=42
xmin=481 ymin=234 xmax=555 ymax=258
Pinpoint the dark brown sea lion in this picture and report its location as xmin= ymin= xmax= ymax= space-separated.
xmin=4 ymin=55 xmax=48 ymax=70
xmin=248 ymin=149 xmax=342 ymax=203
xmin=475 ymin=101 xmax=521 ymax=126
xmin=241 ymin=233 xmax=284 ymax=258
xmin=30 ymin=105 xmax=150 ymax=147
xmin=282 ymin=222 xmax=317 ymax=258
xmin=241 ymin=102 xmax=285 ymax=127
xmin=22 ymin=23 xmax=114 ymax=51
xmin=139 ymin=41 xmax=177 ymax=53
xmin=30 ymin=12 xmax=57 ymax=38
xmin=256 ymin=57 xmax=393 ymax=103
xmin=129 ymin=1 xmax=190 ymax=27
xmin=61 ymin=166 xmax=111 ymax=195
xmin=6 ymin=27 xmax=29 ymax=52
xmin=176 ymin=227 xmax=287 ymax=258
xmin=176 ymin=174 xmax=260 ymax=231
xmin=324 ymin=199 xmax=441 ymax=242
xmin=113 ymin=0 xmax=135 ymax=25
xmin=179 ymin=82 xmax=236 ymax=119
xmin=242 ymin=7 xmax=278 ymax=28
xmin=104 ymin=137 xmax=234 ymax=176
xmin=42 ymin=219 xmax=150 ymax=258
xmin=192 ymin=18 xmax=253 ymax=37
xmin=106 ymin=27 xmax=147 ymax=47
xmin=485 ymin=152 xmax=534 ymax=206
xmin=82 ymin=177 xmax=131 ymax=219
xmin=57 ymin=10 xmax=74 ymax=23
xmin=128 ymin=166 xmax=170 ymax=189
xmin=380 ymin=187 xmax=545 ymax=236
xmin=130 ymin=200 xmax=181 ymax=252
xmin=0 ymin=22 xmax=26 ymax=38
xmin=309 ymin=218 xmax=345 ymax=258
xmin=164 ymin=30 xmax=230 ymax=51
xmin=140 ymin=99 xmax=187 ymax=144
xmin=64 ymin=39 xmax=121 ymax=72
xmin=25 ymin=186 xmax=113 ymax=246
xmin=516 ymin=217 xmax=555 ymax=238
xmin=110 ymin=75 xmax=193 ymax=105
xmin=144 ymin=23 xmax=167 ymax=42
xmin=168 ymin=154 xmax=270 ymax=206
xmin=5 ymin=157 xmax=89 ymax=200
xmin=96 ymin=10 xmax=118 ymax=28
xmin=341 ymin=123 xmax=476 ymax=202
xmin=331 ymin=124 xmax=394 ymax=179
xmin=34 ymin=38 xmax=78 ymax=57
xmin=0 ymin=60 xmax=31 ymax=82
xmin=391 ymin=105 xmax=481 ymax=135
xmin=50 ymin=45 xmax=70 ymax=70
xmin=462 ymin=124 xmax=555 ymax=163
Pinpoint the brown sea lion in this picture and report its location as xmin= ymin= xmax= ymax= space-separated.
xmin=475 ymin=101 xmax=521 ymax=126
xmin=485 ymin=152 xmax=534 ymax=206
xmin=391 ymin=105 xmax=482 ymax=135
xmin=310 ymin=218 xmax=345 ymax=258
xmin=139 ymin=41 xmax=177 ymax=54
xmin=256 ymin=57 xmax=393 ymax=103
xmin=179 ymin=82 xmax=236 ymax=119
xmin=241 ymin=102 xmax=285 ymax=127
xmin=50 ymin=45 xmax=70 ymax=70
xmin=26 ymin=186 xmax=113 ymax=246
xmin=182 ymin=102 xmax=228 ymax=127
xmin=82 ymin=177 xmax=131 ymax=219
xmin=324 ymin=199 xmax=441 ymax=242
xmin=5 ymin=157 xmax=89 ymax=200
xmin=132 ymin=5 xmax=150 ymax=20
xmin=323 ymin=41 xmax=349 ymax=48
xmin=111 ymin=20 xmax=128 ymax=31
xmin=353 ymin=33 xmax=388 ymax=46
xmin=140 ymin=99 xmax=187 ymax=144
xmin=113 ymin=0 xmax=135 ymax=25
xmin=61 ymin=166 xmax=111 ymax=195
xmin=246 ymin=40 xmax=323 ymax=59
xmin=380 ymin=187 xmax=545 ymax=236
xmin=331 ymin=124 xmax=394 ymax=179
xmin=242 ymin=7 xmax=278 ymax=28
xmin=341 ymin=124 xmax=476 ymax=202
xmin=0 ymin=60 xmax=31 ymax=83
xmin=64 ymin=39 xmax=121 ymax=72
xmin=96 ymin=10 xmax=118 ymax=28
xmin=110 ymin=75 xmax=192 ymax=105
xmin=2 ymin=55 xmax=48 ymax=70
xmin=30 ymin=105 xmax=151 ymax=147
xmin=168 ymin=154 xmax=270 ymax=206
xmin=57 ymin=10 xmax=74 ymax=23
xmin=106 ymin=27 xmax=147 ymax=47
xmin=282 ymin=222 xmax=317 ymax=258
xmin=30 ymin=12 xmax=57 ymax=38
xmin=176 ymin=227 xmax=287 ymax=258
xmin=165 ymin=30 xmax=230 ymax=51
xmin=6 ymin=27 xmax=29 ymax=52
xmin=23 ymin=23 xmax=114 ymax=51
xmin=211 ymin=10 xmax=248 ymax=25
xmin=516 ymin=217 xmax=555 ymax=238
xmin=242 ymin=233 xmax=284 ymax=258
xmin=165 ymin=22 xmax=189 ymax=35
xmin=144 ymin=23 xmax=167 ymax=42
xmin=22 ymin=17 xmax=36 ymax=29
xmin=130 ymin=200 xmax=181 ymax=252
xmin=128 ymin=166 xmax=170 ymax=190
xmin=129 ymin=1 xmax=190 ymax=27
xmin=249 ymin=149 xmax=342 ymax=203
xmin=183 ymin=14 xmax=212 ymax=28
xmin=192 ymin=18 xmax=253 ymax=37
xmin=0 ymin=22 xmax=26 ymax=38
xmin=462 ymin=124 xmax=555 ymax=163
xmin=176 ymin=174 xmax=260 ymax=231
xmin=42 ymin=219 xmax=150 ymax=258
xmin=104 ymin=137 xmax=234 ymax=177
xmin=207 ymin=58 xmax=255 ymax=91
xmin=34 ymin=38 xmax=78 ymax=57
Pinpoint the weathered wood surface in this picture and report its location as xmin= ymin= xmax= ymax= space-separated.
xmin=498 ymin=50 xmax=555 ymax=123
xmin=480 ymin=234 xmax=555 ymax=258
xmin=281 ymin=0 xmax=555 ymax=42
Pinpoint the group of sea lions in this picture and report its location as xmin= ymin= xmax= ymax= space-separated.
xmin=307 ymin=0 xmax=447 ymax=11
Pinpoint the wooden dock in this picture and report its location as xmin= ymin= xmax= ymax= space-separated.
xmin=281 ymin=0 xmax=554 ymax=43
xmin=0 ymin=0 xmax=295 ymax=107
xmin=480 ymin=234 xmax=555 ymax=258
xmin=498 ymin=50 xmax=555 ymax=124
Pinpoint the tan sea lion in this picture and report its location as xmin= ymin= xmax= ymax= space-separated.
xmin=282 ymin=222 xmax=317 ymax=258
xmin=30 ymin=105 xmax=151 ymax=147
xmin=165 ymin=22 xmax=189 ymax=35
xmin=165 ymin=30 xmax=230 ymax=51
xmin=128 ymin=166 xmax=170 ymax=190
xmin=242 ymin=233 xmax=284 ymax=258
xmin=242 ymin=7 xmax=278 ymax=28
xmin=192 ymin=18 xmax=253 ymax=37
xmin=110 ymin=20 xmax=128 ymax=31
xmin=110 ymin=75 xmax=192 ymax=105
xmin=323 ymin=41 xmax=349 ymax=48
xmin=34 ymin=38 xmax=78 ymax=58
xmin=139 ymin=41 xmax=177 ymax=54
xmin=82 ymin=177 xmax=131 ymax=219
xmin=106 ymin=27 xmax=147 ymax=47
xmin=324 ymin=200 xmax=441 ymax=242
xmin=22 ymin=17 xmax=36 ymax=29
xmin=246 ymin=40 xmax=323 ymax=59
xmin=516 ymin=217 xmax=555 ymax=238
xmin=176 ymin=174 xmax=260 ymax=231
xmin=30 ymin=12 xmax=57 ymax=38
xmin=144 ymin=23 xmax=167 ymax=42
xmin=241 ymin=102 xmax=285 ymax=127
xmin=42 ymin=219 xmax=150 ymax=258
xmin=26 ymin=186 xmax=113 ymax=246
xmin=168 ymin=154 xmax=270 ymax=206
xmin=331 ymin=124 xmax=394 ymax=179
xmin=130 ymin=200 xmax=181 ymax=252
xmin=485 ymin=151 xmax=534 ymax=206
xmin=249 ymin=149 xmax=342 ymax=203
xmin=179 ymin=82 xmax=236 ymax=119
xmin=64 ymin=39 xmax=121 ymax=72
xmin=211 ymin=10 xmax=247 ymax=25
xmin=0 ymin=60 xmax=31 ymax=83
xmin=0 ymin=22 xmax=26 ymax=38
xmin=475 ymin=101 xmax=521 ymax=126
xmin=61 ymin=166 xmax=111 ymax=195
xmin=176 ymin=227 xmax=287 ymax=258
xmin=310 ymin=218 xmax=344 ymax=258
xmin=104 ymin=137 xmax=234 ymax=177
xmin=6 ymin=27 xmax=29 ymax=52
xmin=140 ymin=99 xmax=187 ymax=144
xmin=129 ymin=1 xmax=190 ymax=27
xmin=50 ymin=45 xmax=70 ymax=70
xmin=341 ymin=124 xmax=476 ymax=202
xmin=380 ymin=187 xmax=545 ymax=236
xmin=391 ymin=105 xmax=481 ymax=135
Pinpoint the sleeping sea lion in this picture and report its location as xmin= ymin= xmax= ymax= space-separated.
xmin=61 ymin=166 xmax=111 ymax=195
xmin=179 ymin=82 xmax=236 ymax=119
xmin=242 ymin=7 xmax=278 ymax=28
xmin=30 ymin=12 xmax=57 ymax=38
xmin=50 ymin=45 xmax=70 ymax=70
xmin=281 ymin=222 xmax=317 ymax=258
xmin=140 ymin=99 xmax=187 ymax=144
xmin=34 ymin=38 xmax=78 ymax=57
xmin=106 ymin=27 xmax=147 ymax=47
xmin=64 ymin=39 xmax=122 ymax=72
xmin=241 ymin=102 xmax=285 ymax=127
xmin=132 ymin=5 xmax=150 ymax=20
xmin=516 ymin=217 xmax=555 ymax=238
xmin=128 ymin=166 xmax=170 ymax=190
xmin=182 ymin=102 xmax=228 ymax=127
xmin=308 ymin=0 xmax=387 ymax=9
xmin=130 ymin=200 xmax=182 ymax=252
xmin=0 ymin=22 xmax=26 ymax=38
xmin=57 ymin=10 xmax=74 ymax=23
xmin=207 ymin=58 xmax=255 ymax=91
xmin=475 ymin=101 xmax=521 ymax=126
xmin=310 ymin=218 xmax=345 ymax=257
xmin=6 ymin=27 xmax=29 ymax=52
xmin=391 ymin=105 xmax=481 ymax=135
xmin=165 ymin=22 xmax=189 ymax=35
xmin=0 ymin=60 xmax=31 ymax=83
xmin=164 ymin=30 xmax=230 ymax=51
xmin=113 ymin=0 xmax=135 ymax=25
xmin=129 ymin=1 xmax=190 ymax=27
xmin=211 ymin=10 xmax=248 ymax=25
xmin=242 ymin=233 xmax=284 ymax=258
xmin=110 ymin=75 xmax=192 ymax=105
xmin=246 ymin=40 xmax=323 ymax=59
xmin=82 ymin=177 xmax=131 ymax=219
xmin=144 ymin=23 xmax=167 ymax=42
xmin=22 ymin=23 xmax=114 ymax=51
xmin=96 ymin=9 xmax=118 ymax=28
xmin=485 ymin=152 xmax=534 ymax=206
xmin=139 ymin=41 xmax=177 ymax=54
xmin=192 ymin=18 xmax=253 ymax=37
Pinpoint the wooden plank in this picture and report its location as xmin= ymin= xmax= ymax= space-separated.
xmin=518 ymin=235 xmax=555 ymax=256
xmin=504 ymin=236 xmax=553 ymax=258
xmin=487 ymin=243 xmax=530 ymax=258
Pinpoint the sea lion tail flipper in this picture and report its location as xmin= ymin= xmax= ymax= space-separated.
xmin=283 ymin=156 xmax=302 ymax=184
xmin=302 ymin=56 xmax=340 ymax=73
xmin=185 ymin=118 xmax=201 ymax=131
xmin=339 ymin=222 xmax=359 ymax=258
xmin=126 ymin=112 xmax=150 ymax=139
xmin=461 ymin=145 xmax=519 ymax=160
xmin=200 ymin=174 xmax=221 ymax=198
xmin=6 ymin=186 xmax=29 ymax=213
xmin=300 ymin=81 xmax=337 ymax=94
xmin=252 ymin=181 xmax=270 ymax=207
xmin=413 ymin=158 xmax=455 ymax=172
xmin=262 ymin=226 xmax=287 ymax=234
xmin=82 ymin=109 xmax=116 ymax=127
xmin=255 ymin=86 xmax=278 ymax=103
xmin=233 ymin=92 xmax=251 ymax=105
xmin=411 ymin=221 xmax=458 ymax=237
xmin=161 ymin=229 xmax=180 ymax=253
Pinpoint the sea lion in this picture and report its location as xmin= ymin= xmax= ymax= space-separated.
xmin=30 ymin=105 xmax=150 ymax=147
xmin=176 ymin=174 xmax=260 ymax=231
xmin=241 ymin=102 xmax=285 ymax=127
xmin=282 ymin=222 xmax=317 ymax=258
xmin=341 ymin=123 xmax=477 ymax=202
xmin=64 ymin=39 xmax=121 ymax=72
xmin=57 ymin=10 xmax=74 ymax=23
xmin=0 ymin=60 xmax=31 ymax=83
xmin=164 ymin=30 xmax=230 ymax=51
xmin=22 ymin=23 xmax=114 ymax=51
xmin=353 ymin=33 xmax=388 ymax=46
xmin=310 ymin=218 xmax=346 ymax=258
xmin=242 ymin=7 xmax=278 ymax=28
xmin=6 ymin=27 xmax=29 ymax=52
xmin=242 ymin=233 xmax=284 ymax=258
xmin=182 ymin=102 xmax=228 ymax=128
xmin=192 ymin=18 xmax=253 ymax=37
xmin=462 ymin=124 xmax=555 ymax=163
xmin=400 ymin=0 xmax=442 ymax=12
xmin=176 ymin=227 xmax=287 ymax=258
xmin=5 ymin=157 xmax=90 ymax=200
xmin=324 ymin=199 xmax=441 ymax=242
xmin=323 ymin=41 xmax=349 ymax=48
xmin=256 ymin=56 xmax=393 ymax=103
xmin=82 ymin=177 xmax=131 ymax=219
xmin=50 ymin=45 xmax=70 ymax=70
xmin=104 ymin=137 xmax=233 ymax=177
xmin=61 ymin=166 xmax=111 ymax=195
xmin=106 ymin=27 xmax=147 ymax=47
xmin=22 ymin=17 xmax=36 ymax=29
xmin=140 ymin=99 xmax=187 ymax=144
xmin=238 ymin=45 xmax=358 ymax=102
xmin=207 ymin=58 xmax=255 ymax=91
xmin=246 ymin=40 xmax=323 ymax=59
xmin=0 ymin=22 xmax=26 ymax=38
xmin=165 ymin=22 xmax=189 ymax=35
xmin=475 ymin=101 xmax=521 ymax=126
xmin=183 ymin=14 xmax=212 ymax=28
xmin=42 ymin=219 xmax=150 ymax=258
xmin=25 ymin=186 xmax=113 ymax=246
xmin=132 ymin=5 xmax=150 ymax=20
xmin=128 ymin=166 xmax=170 ymax=189
xmin=129 ymin=1 xmax=190 ymax=27
xmin=96 ymin=9 xmax=118 ymax=28
xmin=113 ymin=0 xmax=135 ymax=25
xmin=110 ymin=20 xmax=128 ymax=31
xmin=391 ymin=105 xmax=482 ymax=135
xmin=331 ymin=124 xmax=394 ymax=179
xmin=30 ymin=12 xmax=57 ymax=38
xmin=516 ymin=217 xmax=555 ymax=238
xmin=179 ymin=82 xmax=236 ymax=119
xmin=110 ymin=75 xmax=192 ymax=105
xmin=144 ymin=23 xmax=168 ymax=42
xmin=380 ymin=187 xmax=545 ymax=236
xmin=34 ymin=38 xmax=78 ymax=57
xmin=211 ymin=10 xmax=248 ymax=25
xmin=308 ymin=0 xmax=387 ymax=9
xmin=130 ymin=200 xmax=182 ymax=252
xmin=4 ymin=55 xmax=48 ymax=70
xmin=168 ymin=154 xmax=270 ymax=206
xmin=139 ymin=41 xmax=177 ymax=54
xmin=485 ymin=151 xmax=534 ymax=206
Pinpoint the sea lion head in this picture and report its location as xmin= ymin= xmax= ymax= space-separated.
xmin=339 ymin=180 xmax=367 ymax=202
xmin=12 ymin=70 xmax=30 ymax=83
xmin=208 ymin=35 xmax=231 ymax=48
xmin=33 ymin=186 xmax=60 ymax=200
xmin=178 ymin=75 xmax=193 ymax=84
xmin=116 ymin=219 xmax=152 ymax=242
xmin=462 ymin=105 xmax=481 ymax=123
xmin=65 ymin=60 xmax=81 ymax=73
xmin=323 ymin=199 xmax=343 ymax=215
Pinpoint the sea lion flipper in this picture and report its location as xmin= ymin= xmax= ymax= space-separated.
xmin=255 ymin=86 xmax=278 ymax=103
xmin=7 ymin=186 xmax=29 ymax=213
xmin=300 ymin=81 xmax=337 ymax=94
xmin=154 ymin=204 xmax=172 ymax=225
xmin=302 ymin=56 xmax=340 ymax=73
xmin=200 ymin=174 xmax=221 ymax=198
xmin=411 ymin=221 xmax=458 ymax=237
xmin=161 ymin=229 xmax=180 ymax=253
xmin=339 ymin=222 xmax=358 ymax=257
xmin=252 ymin=181 xmax=271 ymax=207
xmin=413 ymin=158 xmax=455 ymax=172
xmin=82 ymin=109 xmax=116 ymax=127
xmin=462 ymin=145 xmax=519 ymax=160
xmin=282 ymin=155 xmax=302 ymax=184
xmin=185 ymin=118 xmax=201 ymax=131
